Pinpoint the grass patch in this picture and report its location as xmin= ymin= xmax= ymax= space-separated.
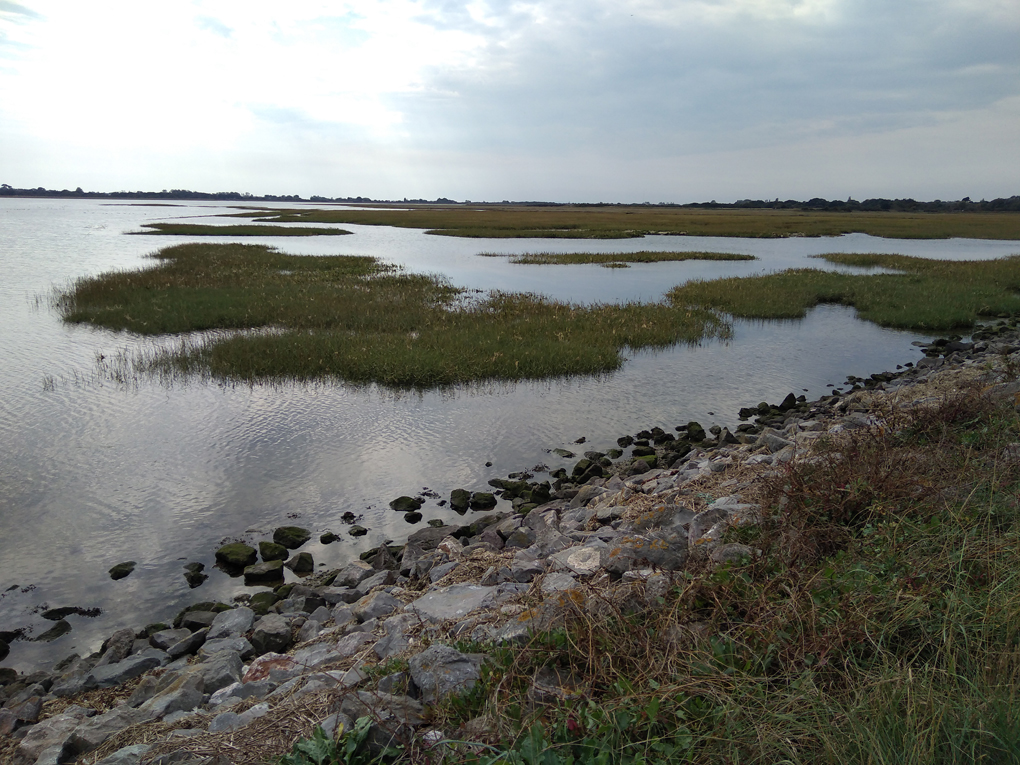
xmin=57 ymin=243 xmax=728 ymax=387
xmin=668 ymin=253 xmax=1020 ymax=331
xmin=480 ymin=251 xmax=756 ymax=267
xmin=133 ymin=223 xmax=352 ymax=236
xmin=230 ymin=205 xmax=1020 ymax=240
xmin=411 ymin=385 xmax=1020 ymax=764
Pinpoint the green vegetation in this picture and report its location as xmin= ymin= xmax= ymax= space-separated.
xmin=133 ymin=222 xmax=351 ymax=236
xmin=480 ymin=251 xmax=756 ymax=267
xmin=279 ymin=384 xmax=1020 ymax=764
xmin=230 ymin=205 xmax=1020 ymax=240
xmin=57 ymin=243 xmax=726 ymax=387
xmin=669 ymin=253 xmax=1020 ymax=331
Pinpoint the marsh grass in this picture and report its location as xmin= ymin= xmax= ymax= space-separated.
xmin=479 ymin=251 xmax=756 ymax=266
xmin=668 ymin=253 xmax=1020 ymax=331
xmin=133 ymin=223 xmax=352 ymax=236
xmin=57 ymin=243 xmax=727 ymax=387
xmin=417 ymin=386 xmax=1020 ymax=764
xmin=230 ymin=205 xmax=1020 ymax=240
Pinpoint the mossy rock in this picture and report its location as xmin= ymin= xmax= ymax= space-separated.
xmin=606 ymin=448 xmax=623 ymax=459
xmin=320 ymin=532 xmax=340 ymax=544
xmin=244 ymin=559 xmax=285 ymax=585
xmin=273 ymin=526 xmax=311 ymax=550
xmin=686 ymin=422 xmax=707 ymax=442
xmin=530 ymin=482 xmax=552 ymax=505
xmin=518 ymin=503 xmax=538 ymax=516
xmin=634 ymin=455 xmax=658 ymax=470
xmin=389 ymin=496 xmax=423 ymax=512
xmin=404 ymin=511 xmax=423 ymax=524
xmin=259 ymin=541 xmax=289 ymax=561
xmin=274 ymin=583 xmax=295 ymax=598
xmin=349 ymin=525 xmax=368 ymax=537
xmin=632 ymin=445 xmax=656 ymax=457
xmin=249 ymin=591 xmax=280 ymax=616
xmin=427 ymin=519 xmax=445 ymax=528
xmin=215 ymin=543 xmax=257 ymax=568
xmin=449 ymin=489 xmax=471 ymax=512
xmin=284 ymin=552 xmax=314 ymax=574
xmin=469 ymin=492 xmax=497 ymax=510
xmin=108 ymin=561 xmax=136 ymax=580
xmin=143 ymin=622 xmax=171 ymax=637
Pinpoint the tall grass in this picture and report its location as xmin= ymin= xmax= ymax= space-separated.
xmin=133 ymin=223 xmax=352 ymax=236
xmin=668 ymin=253 xmax=1020 ymax=331
xmin=421 ymin=385 xmax=1020 ymax=764
xmin=57 ymin=243 xmax=727 ymax=387
xmin=479 ymin=251 xmax=756 ymax=266
xmin=230 ymin=205 xmax=1020 ymax=240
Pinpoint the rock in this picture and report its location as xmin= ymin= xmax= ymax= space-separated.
xmin=258 ymin=541 xmax=289 ymax=561
xmin=759 ymin=431 xmax=795 ymax=453
xmin=470 ymin=492 xmax=497 ymax=509
xmin=404 ymin=511 xmax=423 ymax=524
xmin=249 ymin=591 xmax=280 ymax=615
xmin=408 ymin=645 xmax=481 ymax=704
xmin=339 ymin=691 xmax=424 ymax=749
xmin=93 ymin=744 xmax=152 ymax=765
xmin=297 ymin=620 xmax=320 ymax=643
xmin=334 ymin=632 xmax=377 ymax=658
xmin=207 ymin=607 xmax=255 ymax=640
xmin=108 ymin=561 xmax=136 ymax=580
xmin=389 ymin=496 xmax=423 ymax=512
xmin=215 ymin=543 xmax=257 ymax=568
xmin=69 ymin=707 xmax=155 ymax=755
xmin=244 ymin=559 xmax=285 ymax=585
xmin=285 ymin=551 xmax=314 ymax=573
xmin=450 ymin=489 xmax=471 ymax=512
xmin=320 ymin=532 xmax=340 ymax=544
xmin=88 ymin=652 xmax=166 ymax=688
xmin=34 ymin=619 xmax=71 ymax=642
xmin=251 ymin=614 xmax=293 ymax=655
xmin=710 ymin=543 xmax=756 ymax=565
xmin=183 ymin=565 xmax=208 ymax=588
xmin=353 ymin=591 xmax=400 ymax=622
xmin=273 ymin=526 xmax=312 ymax=549
xmin=686 ymin=422 xmax=706 ymax=441
xmin=180 ymin=610 xmax=217 ymax=631
xmin=13 ymin=708 xmax=91 ymax=765
xmin=540 ymin=572 xmax=578 ymax=594
xmin=408 ymin=584 xmax=503 ymax=623
xmin=166 ymin=628 xmax=208 ymax=659
xmin=196 ymin=651 xmax=244 ymax=693
xmin=349 ymin=525 xmax=368 ymax=537
xmin=606 ymin=533 xmax=687 ymax=574
xmin=95 ymin=627 xmax=137 ymax=666
xmin=199 ymin=637 xmax=255 ymax=661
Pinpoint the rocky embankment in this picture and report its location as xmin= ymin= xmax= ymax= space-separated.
xmin=2 ymin=320 xmax=1019 ymax=765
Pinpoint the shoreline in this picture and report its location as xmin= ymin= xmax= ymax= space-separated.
xmin=3 ymin=318 xmax=1018 ymax=764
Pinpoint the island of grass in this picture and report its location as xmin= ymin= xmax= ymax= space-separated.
xmin=132 ymin=223 xmax=352 ymax=236
xmin=669 ymin=253 xmax=1020 ymax=331
xmin=480 ymin=250 xmax=757 ymax=267
xmin=229 ymin=204 xmax=1020 ymax=240
xmin=58 ymin=243 xmax=728 ymax=387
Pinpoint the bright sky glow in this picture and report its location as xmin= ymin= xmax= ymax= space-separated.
xmin=1 ymin=0 xmax=1017 ymax=201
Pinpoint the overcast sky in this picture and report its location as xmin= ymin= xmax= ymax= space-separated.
xmin=1 ymin=0 xmax=1017 ymax=202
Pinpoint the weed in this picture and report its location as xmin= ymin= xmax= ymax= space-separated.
xmin=134 ymin=223 xmax=352 ymax=237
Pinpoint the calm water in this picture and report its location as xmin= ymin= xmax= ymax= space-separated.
xmin=2 ymin=198 xmax=1018 ymax=671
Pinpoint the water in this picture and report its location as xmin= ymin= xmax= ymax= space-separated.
xmin=2 ymin=198 xmax=1018 ymax=671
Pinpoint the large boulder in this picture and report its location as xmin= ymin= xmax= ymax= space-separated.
xmin=258 ymin=541 xmax=289 ymax=561
xmin=207 ymin=607 xmax=255 ymax=640
xmin=273 ymin=526 xmax=312 ymax=549
xmin=408 ymin=645 xmax=481 ymax=704
xmin=251 ymin=614 xmax=292 ymax=655
xmin=215 ymin=543 xmax=257 ymax=568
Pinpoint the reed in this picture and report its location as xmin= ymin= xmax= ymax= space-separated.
xmin=133 ymin=223 xmax=351 ymax=236
xmin=479 ymin=250 xmax=756 ymax=266
xmin=668 ymin=253 xmax=1020 ymax=331
xmin=229 ymin=205 xmax=1020 ymax=240
xmin=58 ymin=243 xmax=727 ymax=387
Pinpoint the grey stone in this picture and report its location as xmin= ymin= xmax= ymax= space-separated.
xmin=166 ymin=627 xmax=208 ymax=659
xmin=180 ymin=610 xmax=218 ymax=631
xmin=759 ymin=431 xmax=795 ymax=453
xmin=319 ymin=712 xmax=353 ymax=741
xmin=353 ymin=569 xmax=396 ymax=598
xmin=67 ymin=707 xmax=154 ymax=756
xmin=251 ymin=614 xmax=293 ymax=655
xmin=353 ymin=591 xmax=400 ymax=622
xmin=12 ymin=710 xmax=83 ymax=765
xmin=94 ymin=744 xmax=152 ymax=765
xmin=95 ymin=628 xmax=137 ymax=667
xmin=207 ymin=607 xmax=255 ymax=640
xmin=196 ymin=651 xmax=243 ymax=693
xmin=334 ymin=560 xmax=376 ymax=588
xmin=88 ymin=652 xmax=166 ymax=689
xmin=138 ymin=675 xmax=204 ymax=718
xmin=322 ymin=586 xmax=356 ymax=605
xmin=207 ymin=711 xmax=241 ymax=732
xmin=540 ymin=572 xmax=578 ymax=594
xmin=198 ymin=637 xmax=255 ymax=661
xmin=309 ymin=605 xmax=332 ymax=623
xmin=605 ymin=533 xmax=686 ymax=574
xmin=149 ymin=628 xmax=191 ymax=652
xmin=710 ymin=543 xmax=756 ymax=565
xmin=428 ymin=561 xmax=458 ymax=582
xmin=331 ymin=605 xmax=357 ymax=628
xmin=334 ymin=631 xmax=377 ymax=658
xmin=548 ymin=543 xmax=606 ymax=575
xmin=297 ymin=619 xmax=321 ymax=643
xmin=339 ymin=690 xmax=424 ymax=727
xmin=408 ymin=645 xmax=481 ymax=704
xmin=407 ymin=584 xmax=498 ymax=623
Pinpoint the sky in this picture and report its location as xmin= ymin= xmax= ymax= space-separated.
xmin=0 ymin=0 xmax=1018 ymax=203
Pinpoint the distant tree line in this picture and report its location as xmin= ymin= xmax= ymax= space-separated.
xmin=2 ymin=183 xmax=1018 ymax=211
